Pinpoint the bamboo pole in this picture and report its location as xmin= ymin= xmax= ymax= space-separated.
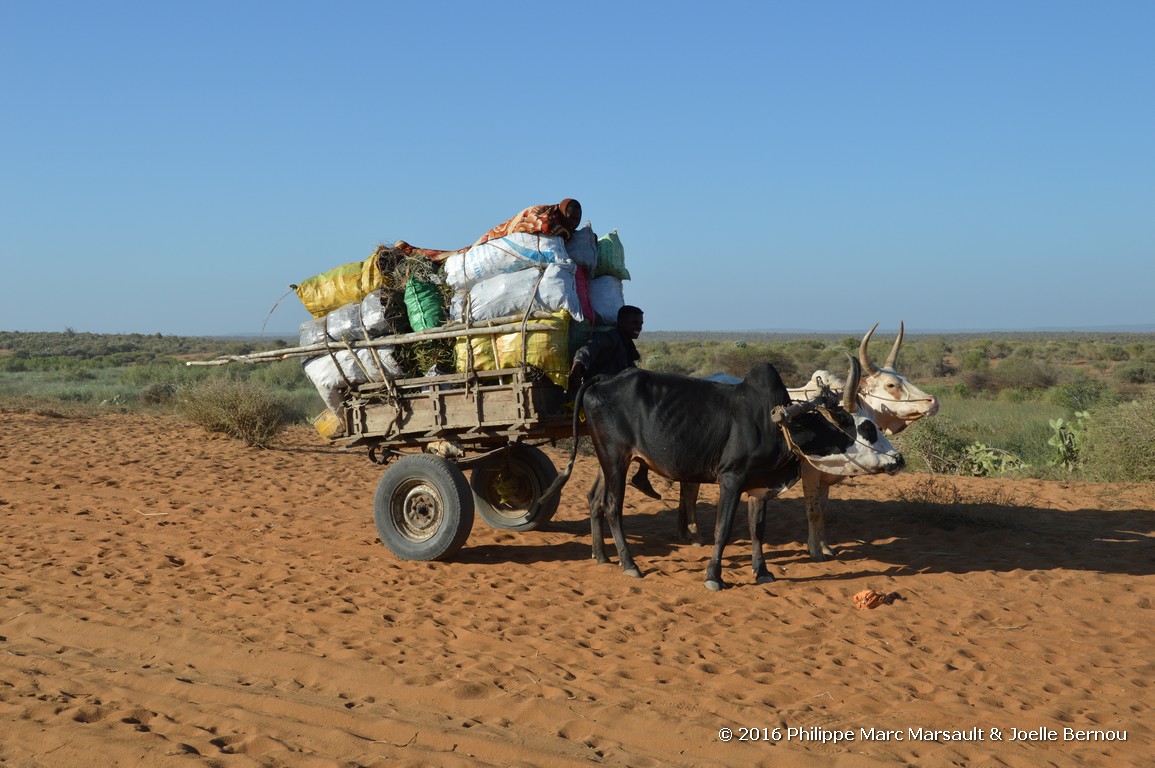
xmin=186 ymin=313 xmax=558 ymax=366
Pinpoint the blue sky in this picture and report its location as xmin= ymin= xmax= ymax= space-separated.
xmin=2 ymin=1 xmax=1152 ymax=336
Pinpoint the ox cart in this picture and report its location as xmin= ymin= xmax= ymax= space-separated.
xmin=191 ymin=313 xmax=583 ymax=563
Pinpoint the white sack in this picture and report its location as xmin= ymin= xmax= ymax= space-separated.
xmin=588 ymin=275 xmax=625 ymax=326
xmin=299 ymin=290 xmax=394 ymax=346
xmin=450 ymin=263 xmax=585 ymax=324
xmin=443 ymin=233 xmax=571 ymax=292
xmin=303 ymin=347 xmax=404 ymax=411
xmin=565 ymin=224 xmax=599 ymax=272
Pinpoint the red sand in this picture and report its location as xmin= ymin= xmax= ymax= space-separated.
xmin=2 ymin=411 xmax=1152 ymax=767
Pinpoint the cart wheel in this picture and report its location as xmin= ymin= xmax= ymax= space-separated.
xmin=470 ymin=444 xmax=560 ymax=532
xmin=373 ymin=455 xmax=474 ymax=561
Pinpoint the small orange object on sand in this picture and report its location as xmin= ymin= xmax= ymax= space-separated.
xmin=854 ymin=589 xmax=903 ymax=609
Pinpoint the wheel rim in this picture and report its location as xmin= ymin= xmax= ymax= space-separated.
xmin=477 ymin=464 xmax=538 ymax=521
xmin=391 ymin=479 xmax=443 ymax=542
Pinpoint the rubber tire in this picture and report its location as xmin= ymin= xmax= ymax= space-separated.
xmin=470 ymin=444 xmax=560 ymax=532
xmin=373 ymin=454 xmax=474 ymax=561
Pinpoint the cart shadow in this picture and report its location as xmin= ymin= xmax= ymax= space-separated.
xmin=456 ymin=514 xmax=687 ymax=566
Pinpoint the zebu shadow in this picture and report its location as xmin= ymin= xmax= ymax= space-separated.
xmin=453 ymin=490 xmax=1154 ymax=579
xmin=674 ymin=495 xmax=1155 ymax=580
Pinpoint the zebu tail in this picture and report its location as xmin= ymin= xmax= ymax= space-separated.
xmin=528 ymin=382 xmax=588 ymax=517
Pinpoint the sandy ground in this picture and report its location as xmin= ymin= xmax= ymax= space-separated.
xmin=1 ymin=411 xmax=1153 ymax=767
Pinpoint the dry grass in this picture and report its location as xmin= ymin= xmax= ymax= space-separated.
xmin=889 ymin=475 xmax=1029 ymax=530
xmin=176 ymin=378 xmax=289 ymax=448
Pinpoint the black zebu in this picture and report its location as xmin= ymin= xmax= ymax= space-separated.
xmin=534 ymin=358 xmax=904 ymax=590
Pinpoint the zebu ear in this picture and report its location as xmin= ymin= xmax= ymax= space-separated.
xmin=842 ymin=354 xmax=861 ymax=414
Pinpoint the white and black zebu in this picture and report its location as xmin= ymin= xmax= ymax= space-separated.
xmin=677 ymin=322 xmax=939 ymax=560
xmin=531 ymin=357 xmax=904 ymax=590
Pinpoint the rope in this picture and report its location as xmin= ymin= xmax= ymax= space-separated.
xmin=858 ymin=390 xmax=937 ymax=405
xmin=778 ymin=406 xmax=900 ymax=473
xmin=259 ymin=288 xmax=297 ymax=338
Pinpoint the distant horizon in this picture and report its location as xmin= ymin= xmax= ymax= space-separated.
xmin=4 ymin=323 xmax=1154 ymax=342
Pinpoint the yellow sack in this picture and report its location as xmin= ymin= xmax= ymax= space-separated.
xmin=454 ymin=311 xmax=571 ymax=387
xmin=294 ymin=255 xmax=388 ymax=318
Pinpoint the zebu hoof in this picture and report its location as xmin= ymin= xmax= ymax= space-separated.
xmin=756 ymin=573 xmax=776 ymax=585
xmin=704 ymin=579 xmax=725 ymax=591
xmin=623 ymin=566 xmax=642 ymax=578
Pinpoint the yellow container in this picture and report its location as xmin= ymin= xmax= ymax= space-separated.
xmin=312 ymin=408 xmax=345 ymax=442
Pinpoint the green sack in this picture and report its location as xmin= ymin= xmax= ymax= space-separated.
xmin=594 ymin=229 xmax=630 ymax=280
xmin=404 ymin=279 xmax=445 ymax=333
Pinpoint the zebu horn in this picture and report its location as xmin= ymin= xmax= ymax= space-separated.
xmin=859 ymin=323 xmax=881 ymax=375
xmin=884 ymin=320 xmax=905 ymax=370
xmin=843 ymin=353 xmax=861 ymax=413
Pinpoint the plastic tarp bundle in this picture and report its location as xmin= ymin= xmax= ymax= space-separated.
xmin=594 ymin=230 xmax=630 ymax=280
xmin=449 ymin=263 xmax=585 ymax=324
xmin=298 ymin=290 xmax=394 ymax=346
xmin=303 ymin=347 xmax=404 ymax=412
xmin=454 ymin=311 xmax=571 ymax=387
xmin=588 ymin=275 xmax=625 ymax=326
xmin=295 ymin=255 xmax=388 ymax=319
xmin=443 ymin=233 xmax=570 ymax=292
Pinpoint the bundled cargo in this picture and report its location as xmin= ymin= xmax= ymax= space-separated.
xmin=294 ymin=253 xmax=390 ymax=318
xmin=454 ymin=311 xmax=572 ymax=387
xmin=298 ymin=290 xmax=397 ymax=346
xmin=282 ymin=198 xmax=627 ymax=419
xmin=303 ymin=347 xmax=405 ymax=411
xmin=449 ymin=263 xmax=585 ymax=324
xmin=443 ymin=233 xmax=571 ymax=292
xmin=564 ymin=224 xmax=599 ymax=272
xmin=594 ymin=230 xmax=631 ymax=280
xmin=588 ymin=275 xmax=625 ymax=326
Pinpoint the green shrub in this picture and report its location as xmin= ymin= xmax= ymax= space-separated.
xmin=990 ymin=357 xmax=1058 ymax=391
xmin=1049 ymin=379 xmax=1116 ymax=414
xmin=1047 ymin=412 xmax=1088 ymax=472
xmin=642 ymin=355 xmax=692 ymax=376
xmin=140 ymin=381 xmax=178 ymax=406
xmin=960 ymin=442 xmax=1024 ymax=476
xmin=891 ymin=416 xmax=971 ymax=474
xmin=1081 ymin=393 xmax=1155 ymax=482
xmin=1113 ymin=362 xmax=1155 ymax=385
xmin=250 ymin=359 xmax=310 ymax=390
xmin=177 ymin=378 xmax=290 ymax=448
xmin=709 ymin=345 xmax=798 ymax=381
xmin=997 ymin=387 xmax=1041 ymax=403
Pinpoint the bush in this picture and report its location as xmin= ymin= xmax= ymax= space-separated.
xmin=1113 ymin=362 xmax=1155 ymax=385
xmin=1049 ymin=379 xmax=1116 ymax=414
xmin=709 ymin=345 xmax=798 ymax=381
xmin=990 ymin=357 xmax=1057 ymax=391
xmin=642 ymin=355 xmax=692 ymax=376
xmin=1081 ymin=393 xmax=1155 ymax=482
xmin=140 ymin=381 xmax=178 ymax=406
xmin=891 ymin=416 xmax=971 ymax=474
xmin=177 ymin=378 xmax=290 ymax=448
